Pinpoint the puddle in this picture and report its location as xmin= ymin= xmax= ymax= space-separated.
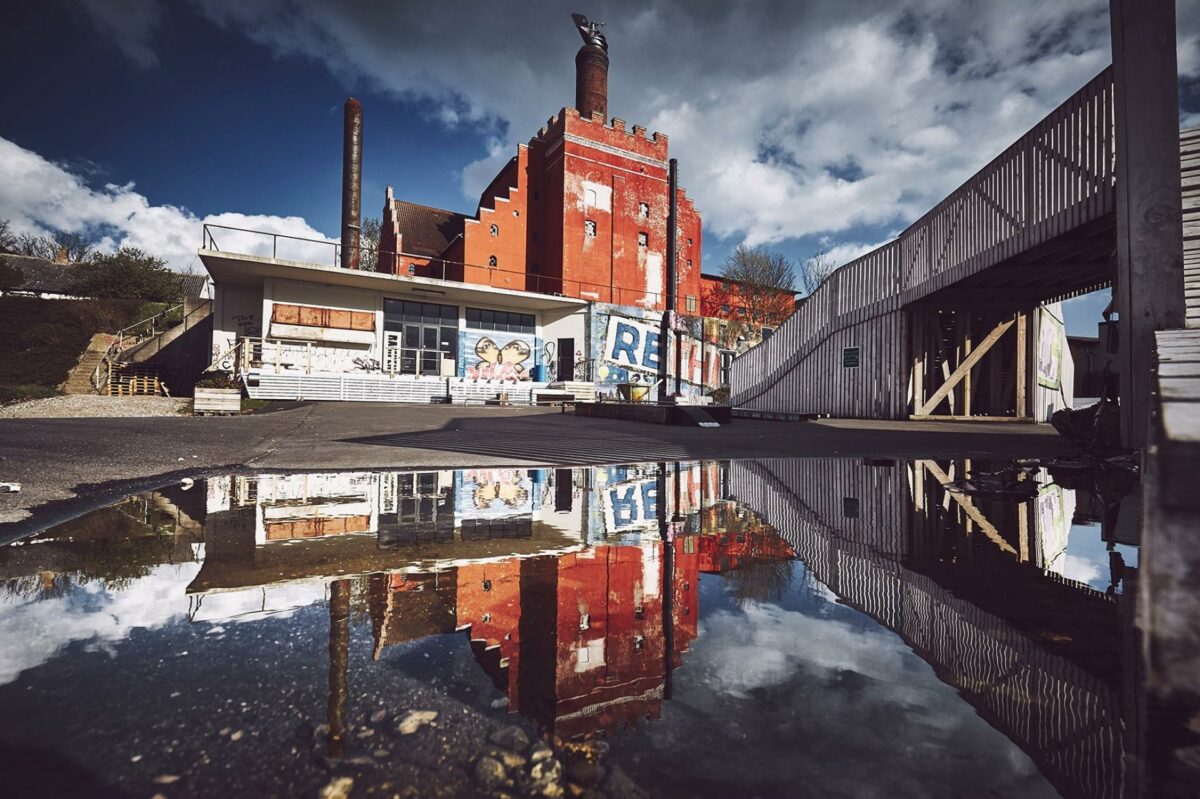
xmin=0 ymin=459 xmax=1141 ymax=798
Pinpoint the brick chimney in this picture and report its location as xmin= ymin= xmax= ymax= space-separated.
xmin=573 ymin=16 xmax=608 ymax=121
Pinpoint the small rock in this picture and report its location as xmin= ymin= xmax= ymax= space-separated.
xmin=152 ymin=775 xmax=181 ymax=785
xmin=488 ymin=725 xmax=530 ymax=752
xmin=530 ymin=757 xmax=562 ymax=784
xmin=369 ymin=709 xmax=388 ymax=724
xmin=485 ymin=747 xmax=526 ymax=770
xmin=529 ymin=744 xmax=554 ymax=763
xmin=230 ymin=730 xmax=244 ymax=741
xmin=372 ymin=749 xmax=390 ymax=758
xmin=356 ymin=728 xmax=375 ymax=738
xmin=319 ymin=776 xmax=354 ymax=799
xmin=474 ymin=756 xmax=508 ymax=791
xmin=395 ymin=710 xmax=438 ymax=735
xmin=532 ymin=782 xmax=565 ymax=799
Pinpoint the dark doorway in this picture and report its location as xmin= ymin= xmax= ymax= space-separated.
xmin=557 ymin=337 xmax=574 ymax=381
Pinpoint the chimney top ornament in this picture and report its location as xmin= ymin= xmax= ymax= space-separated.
xmin=571 ymin=13 xmax=607 ymax=51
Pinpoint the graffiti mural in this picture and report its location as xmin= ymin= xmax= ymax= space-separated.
xmin=589 ymin=304 xmax=722 ymax=393
xmin=461 ymin=330 xmax=540 ymax=381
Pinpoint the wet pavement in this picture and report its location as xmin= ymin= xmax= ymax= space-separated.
xmin=0 ymin=458 xmax=1151 ymax=797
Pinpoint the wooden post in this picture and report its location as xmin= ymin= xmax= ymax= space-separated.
xmin=911 ymin=310 xmax=926 ymax=414
xmin=1016 ymin=309 xmax=1028 ymax=419
xmin=1111 ymin=0 xmax=1186 ymax=448
xmin=959 ymin=309 xmax=974 ymax=417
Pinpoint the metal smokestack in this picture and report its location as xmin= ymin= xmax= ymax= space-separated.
xmin=662 ymin=158 xmax=680 ymax=398
xmin=340 ymin=98 xmax=363 ymax=270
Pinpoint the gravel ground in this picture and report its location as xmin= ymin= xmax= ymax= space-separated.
xmin=0 ymin=395 xmax=192 ymax=418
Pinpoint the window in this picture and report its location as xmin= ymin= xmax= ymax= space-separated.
xmin=490 ymin=223 xmax=499 ymax=236
xmin=467 ymin=307 xmax=535 ymax=334
xmin=687 ymin=237 xmax=693 ymax=246
xmin=638 ymin=202 xmax=649 ymax=218
xmin=512 ymin=210 xmax=519 ymax=217
xmin=637 ymin=231 xmax=648 ymax=247
xmin=737 ymin=306 xmax=746 ymax=316
xmin=720 ymin=304 xmax=730 ymax=314
xmin=488 ymin=255 xmax=497 ymax=267
xmin=686 ymin=259 xmax=692 ymax=269
xmin=686 ymin=296 xmax=698 ymax=313
xmin=585 ymin=220 xmax=597 ymax=238
xmin=585 ymin=188 xmax=598 ymax=207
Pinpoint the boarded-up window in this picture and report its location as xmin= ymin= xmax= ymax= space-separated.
xmin=272 ymin=303 xmax=375 ymax=331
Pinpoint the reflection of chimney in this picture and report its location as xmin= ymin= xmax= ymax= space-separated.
xmin=340 ymin=98 xmax=363 ymax=270
xmin=575 ymin=34 xmax=608 ymax=120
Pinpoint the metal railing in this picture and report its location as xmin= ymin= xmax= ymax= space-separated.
xmin=91 ymin=302 xmax=186 ymax=392
xmin=200 ymin=223 xmax=693 ymax=312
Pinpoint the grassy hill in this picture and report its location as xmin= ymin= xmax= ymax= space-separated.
xmin=0 ymin=297 xmax=151 ymax=403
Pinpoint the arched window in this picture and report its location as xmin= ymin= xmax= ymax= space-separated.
xmin=585 ymin=220 xmax=597 ymax=238
xmin=488 ymin=255 xmax=497 ymax=267
xmin=638 ymin=202 xmax=650 ymax=219
xmin=585 ymin=188 xmax=598 ymax=207
xmin=490 ymin=223 xmax=499 ymax=236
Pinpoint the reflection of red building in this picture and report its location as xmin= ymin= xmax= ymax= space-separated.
xmin=366 ymin=494 xmax=795 ymax=740
xmin=370 ymin=539 xmax=700 ymax=739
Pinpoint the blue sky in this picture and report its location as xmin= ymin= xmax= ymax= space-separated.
xmin=2 ymin=1 xmax=1198 ymax=336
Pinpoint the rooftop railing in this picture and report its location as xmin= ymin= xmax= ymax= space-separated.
xmin=200 ymin=222 xmax=698 ymax=312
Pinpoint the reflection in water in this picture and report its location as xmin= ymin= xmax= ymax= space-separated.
xmin=0 ymin=458 xmax=1144 ymax=798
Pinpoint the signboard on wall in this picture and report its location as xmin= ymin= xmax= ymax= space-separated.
xmin=1037 ymin=312 xmax=1065 ymax=390
xmin=603 ymin=315 xmax=661 ymax=375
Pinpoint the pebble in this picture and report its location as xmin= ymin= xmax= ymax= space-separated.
xmin=395 ymin=710 xmax=438 ymax=735
xmin=486 ymin=747 xmax=526 ymax=770
xmin=230 ymin=730 xmax=244 ymax=741
xmin=152 ymin=775 xmax=180 ymax=785
xmin=488 ymin=725 xmax=530 ymax=752
xmin=474 ymin=755 xmax=508 ymax=791
xmin=319 ymin=776 xmax=354 ymax=799
xmin=369 ymin=709 xmax=388 ymax=724
xmin=530 ymin=757 xmax=562 ymax=784
xmin=529 ymin=744 xmax=554 ymax=763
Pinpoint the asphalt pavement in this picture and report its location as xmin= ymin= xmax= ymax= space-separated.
xmin=0 ymin=402 xmax=1077 ymax=540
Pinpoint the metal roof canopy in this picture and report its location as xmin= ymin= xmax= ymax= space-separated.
xmin=198 ymin=250 xmax=587 ymax=312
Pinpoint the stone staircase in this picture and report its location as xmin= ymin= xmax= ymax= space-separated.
xmin=60 ymin=334 xmax=116 ymax=395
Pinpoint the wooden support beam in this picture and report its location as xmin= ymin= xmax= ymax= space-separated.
xmin=1016 ymin=309 xmax=1028 ymax=418
xmin=917 ymin=318 xmax=1015 ymax=416
xmin=920 ymin=460 xmax=1018 ymax=556
xmin=1111 ymin=0 xmax=1187 ymax=448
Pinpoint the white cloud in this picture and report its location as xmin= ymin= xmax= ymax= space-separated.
xmin=0 ymin=136 xmax=333 ymax=271
xmin=65 ymin=0 xmax=1200 ymax=256
xmin=178 ymin=0 xmax=1123 ymax=250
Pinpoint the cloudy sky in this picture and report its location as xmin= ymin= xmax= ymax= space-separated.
xmin=2 ymin=1 xmax=1198 ymax=332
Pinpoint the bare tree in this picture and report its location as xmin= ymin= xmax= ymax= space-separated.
xmin=51 ymin=230 xmax=93 ymax=263
xmin=8 ymin=228 xmax=93 ymax=262
xmin=718 ymin=244 xmax=797 ymax=328
xmin=799 ymin=250 xmax=838 ymax=296
xmin=0 ymin=219 xmax=17 ymax=254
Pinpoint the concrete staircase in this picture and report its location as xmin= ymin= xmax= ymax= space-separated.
xmin=121 ymin=299 xmax=212 ymax=364
xmin=60 ymin=333 xmax=115 ymax=395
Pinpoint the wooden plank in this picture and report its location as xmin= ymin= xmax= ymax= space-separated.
xmin=917 ymin=318 xmax=1014 ymax=416
xmin=1016 ymin=309 xmax=1028 ymax=418
xmin=919 ymin=460 xmax=1018 ymax=555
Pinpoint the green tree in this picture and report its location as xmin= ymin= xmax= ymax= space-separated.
xmin=75 ymin=247 xmax=182 ymax=301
